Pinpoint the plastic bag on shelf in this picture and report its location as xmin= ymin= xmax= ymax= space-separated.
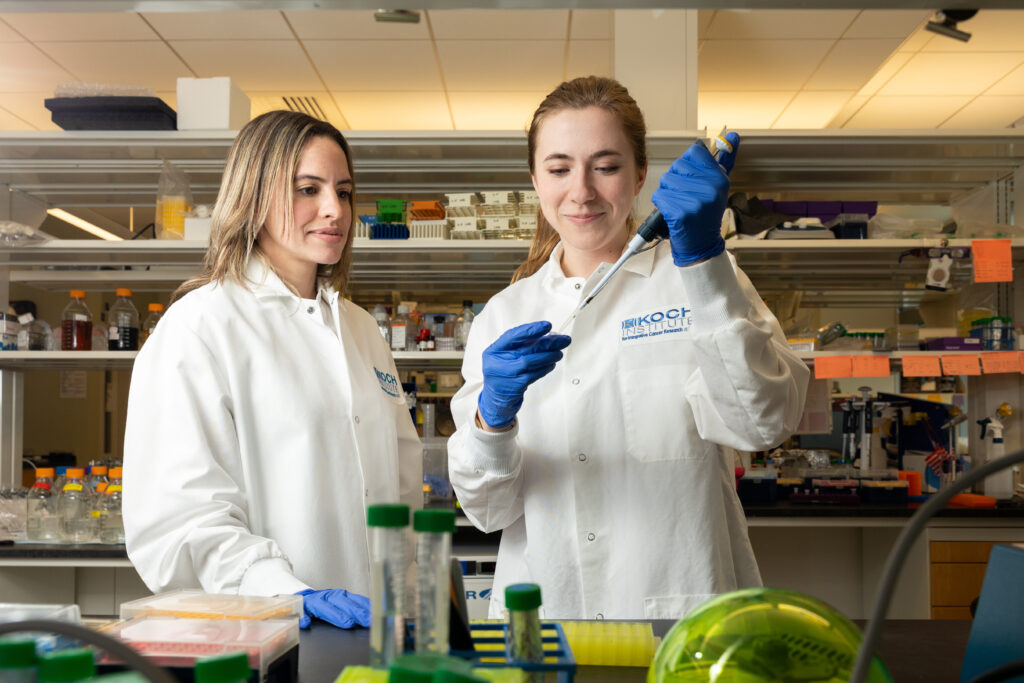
xmin=867 ymin=213 xmax=945 ymax=239
xmin=155 ymin=159 xmax=192 ymax=240
xmin=0 ymin=220 xmax=50 ymax=247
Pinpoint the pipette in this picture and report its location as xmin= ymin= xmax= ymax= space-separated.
xmin=556 ymin=128 xmax=733 ymax=334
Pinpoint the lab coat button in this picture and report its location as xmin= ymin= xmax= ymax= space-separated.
xmin=577 ymin=453 xmax=587 ymax=462
xmin=354 ymin=415 xmax=361 ymax=424
xmin=595 ymin=612 xmax=605 ymax=620
xmin=571 ymin=378 xmax=580 ymax=385
xmin=574 ymin=283 xmax=581 ymax=290
xmin=306 ymin=306 xmax=315 ymax=314
xmin=587 ymin=532 xmax=595 ymax=541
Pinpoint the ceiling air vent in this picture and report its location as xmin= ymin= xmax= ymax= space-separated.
xmin=282 ymin=95 xmax=329 ymax=121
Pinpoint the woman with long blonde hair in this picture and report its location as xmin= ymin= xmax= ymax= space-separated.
xmin=448 ymin=76 xmax=808 ymax=620
xmin=123 ymin=111 xmax=421 ymax=629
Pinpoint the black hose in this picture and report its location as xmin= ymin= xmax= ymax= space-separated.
xmin=850 ymin=447 xmax=1024 ymax=682
xmin=968 ymin=658 xmax=1024 ymax=683
xmin=0 ymin=618 xmax=176 ymax=683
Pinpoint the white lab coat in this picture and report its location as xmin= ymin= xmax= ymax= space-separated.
xmin=448 ymin=242 xmax=808 ymax=620
xmin=124 ymin=259 xmax=422 ymax=597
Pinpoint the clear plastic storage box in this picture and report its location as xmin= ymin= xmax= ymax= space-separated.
xmin=119 ymin=590 xmax=303 ymax=622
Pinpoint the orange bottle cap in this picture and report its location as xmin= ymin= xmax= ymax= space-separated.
xmin=116 ymin=288 xmax=133 ymax=297
xmin=70 ymin=290 xmax=86 ymax=298
xmin=90 ymin=466 xmax=108 ymax=475
xmin=109 ymin=467 xmax=123 ymax=478
xmin=97 ymin=482 xmax=108 ymax=493
xmin=36 ymin=467 xmax=55 ymax=478
xmin=66 ymin=467 xmax=86 ymax=478
xmin=148 ymin=303 xmax=165 ymax=312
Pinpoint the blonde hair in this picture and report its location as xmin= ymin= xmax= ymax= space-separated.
xmin=512 ymin=76 xmax=648 ymax=283
xmin=172 ymin=110 xmax=356 ymax=302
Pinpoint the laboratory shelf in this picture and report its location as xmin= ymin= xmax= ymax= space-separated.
xmin=0 ymin=350 xmax=137 ymax=370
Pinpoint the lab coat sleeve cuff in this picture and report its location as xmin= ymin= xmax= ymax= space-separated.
xmin=466 ymin=419 xmax=520 ymax=477
xmin=677 ymin=251 xmax=748 ymax=331
xmin=238 ymin=557 xmax=312 ymax=596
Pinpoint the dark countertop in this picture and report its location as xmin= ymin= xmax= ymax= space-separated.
xmin=743 ymin=500 xmax=1024 ymax=517
xmin=297 ymin=619 xmax=973 ymax=682
xmin=0 ymin=542 xmax=129 ymax=558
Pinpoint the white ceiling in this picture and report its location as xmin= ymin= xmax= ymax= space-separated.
xmin=0 ymin=8 xmax=1023 ymax=132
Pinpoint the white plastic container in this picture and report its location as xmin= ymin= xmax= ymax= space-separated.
xmin=176 ymin=77 xmax=251 ymax=131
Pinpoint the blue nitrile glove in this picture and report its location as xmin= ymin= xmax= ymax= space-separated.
xmin=297 ymin=588 xmax=371 ymax=629
xmin=477 ymin=321 xmax=572 ymax=430
xmin=716 ymin=130 xmax=741 ymax=175
xmin=652 ymin=131 xmax=740 ymax=267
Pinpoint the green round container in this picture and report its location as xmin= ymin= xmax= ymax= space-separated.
xmin=646 ymin=587 xmax=892 ymax=683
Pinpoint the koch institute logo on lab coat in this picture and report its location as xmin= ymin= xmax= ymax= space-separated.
xmin=374 ymin=366 xmax=400 ymax=398
xmin=620 ymin=305 xmax=692 ymax=343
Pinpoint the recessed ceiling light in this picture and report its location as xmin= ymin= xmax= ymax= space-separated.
xmin=47 ymin=208 xmax=123 ymax=241
xmin=374 ymin=9 xmax=420 ymax=24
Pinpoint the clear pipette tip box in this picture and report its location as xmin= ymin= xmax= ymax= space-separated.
xmin=119 ymin=590 xmax=303 ymax=622
xmin=99 ymin=616 xmax=299 ymax=678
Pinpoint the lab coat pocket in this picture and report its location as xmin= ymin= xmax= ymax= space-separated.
xmin=619 ymin=365 xmax=704 ymax=462
xmin=643 ymin=594 xmax=716 ymax=620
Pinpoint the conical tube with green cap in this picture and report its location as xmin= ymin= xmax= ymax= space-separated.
xmin=413 ymin=509 xmax=456 ymax=654
xmin=367 ymin=503 xmax=410 ymax=667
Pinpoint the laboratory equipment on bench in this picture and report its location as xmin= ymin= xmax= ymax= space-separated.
xmin=839 ymin=388 xmax=903 ymax=474
xmin=647 ymin=587 xmax=891 ymax=682
xmin=558 ymin=130 xmax=733 ymax=332
xmin=977 ymin=403 xmax=1014 ymax=500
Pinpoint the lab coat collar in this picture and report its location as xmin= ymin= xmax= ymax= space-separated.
xmin=243 ymin=258 xmax=339 ymax=311
xmin=544 ymin=236 xmax=658 ymax=286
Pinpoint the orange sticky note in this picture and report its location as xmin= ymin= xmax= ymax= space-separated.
xmin=972 ymin=239 xmax=1013 ymax=283
xmin=852 ymin=355 xmax=891 ymax=377
xmin=981 ymin=351 xmax=1022 ymax=374
xmin=901 ymin=355 xmax=942 ymax=377
xmin=941 ymin=354 xmax=981 ymax=376
xmin=814 ymin=355 xmax=852 ymax=379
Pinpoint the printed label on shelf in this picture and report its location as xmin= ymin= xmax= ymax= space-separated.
xmin=941 ymin=354 xmax=981 ymax=376
xmin=813 ymin=355 xmax=852 ymax=379
xmin=980 ymin=351 xmax=1022 ymax=374
xmin=485 ymin=217 xmax=511 ymax=230
xmin=852 ymin=355 xmax=891 ymax=378
xmin=483 ymin=191 xmax=511 ymax=205
xmin=451 ymin=217 xmax=478 ymax=232
xmin=972 ymin=239 xmax=1013 ymax=283
xmin=901 ymin=355 xmax=941 ymax=377
xmin=446 ymin=193 xmax=474 ymax=207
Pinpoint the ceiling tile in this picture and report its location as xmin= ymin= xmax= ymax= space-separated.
xmin=773 ymin=91 xmax=854 ymax=128
xmin=0 ymin=105 xmax=32 ymax=130
xmin=843 ymin=10 xmax=929 ymax=39
xmin=856 ymin=51 xmax=911 ymax=97
xmin=142 ymin=11 xmax=292 ymax=40
xmin=334 ymin=91 xmax=451 ymax=130
xmin=844 ymin=95 xmax=971 ymax=128
xmin=825 ymin=94 xmax=868 ymax=128
xmin=0 ymin=92 xmax=60 ymax=130
xmin=897 ymin=28 xmax=934 ymax=53
xmin=430 ymin=10 xmax=567 ymax=40
xmin=154 ymin=90 xmax=177 ymax=111
xmin=704 ymin=10 xmax=858 ymax=40
xmin=305 ymin=40 xmax=441 ymax=92
xmin=940 ymin=96 xmax=1024 ymax=128
xmin=286 ymin=10 xmax=429 ymax=40
xmin=878 ymin=52 xmax=1023 ymax=96
xmin=566 ymin=40 xmax=612 ymax=81
xmin=0 ymin=18 xmax=24 ymax=42
xmin=697 ymin=91 xmax=795 ymax=130
xmin=38 ymin=41 xmax=187 ymax=91
xmin=248 ymin=91 xmax=344 ymax=129
xmin=171 ymin=40 xmax=318 ymax=91
xmin=988 ymin=62 xmax=1024 ymax=95
xmin=920 ymin=10 xmax=1024 ymax=53
xmin=699 ymin=40 xmax=835 ymax=91
xmin=0 ymin=43 xmax=74 ymax=92
xmin=697 ymin=10 xmax=716 ymax=37
xmin=448 ymin=91 xmax=547 ymax=130
xmin=438 ymin=40 xmax=564 ymax=92
xmin=1 ymin=12 xmax=156 ymax=41
xmin=570 ymin=10 xmax=612 ymax=40
xmin=804 ymin=38 xmax=902 ymax=90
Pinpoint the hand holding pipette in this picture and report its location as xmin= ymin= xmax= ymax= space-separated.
xmin=563 ymin=130 xmax=740 ymax=328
